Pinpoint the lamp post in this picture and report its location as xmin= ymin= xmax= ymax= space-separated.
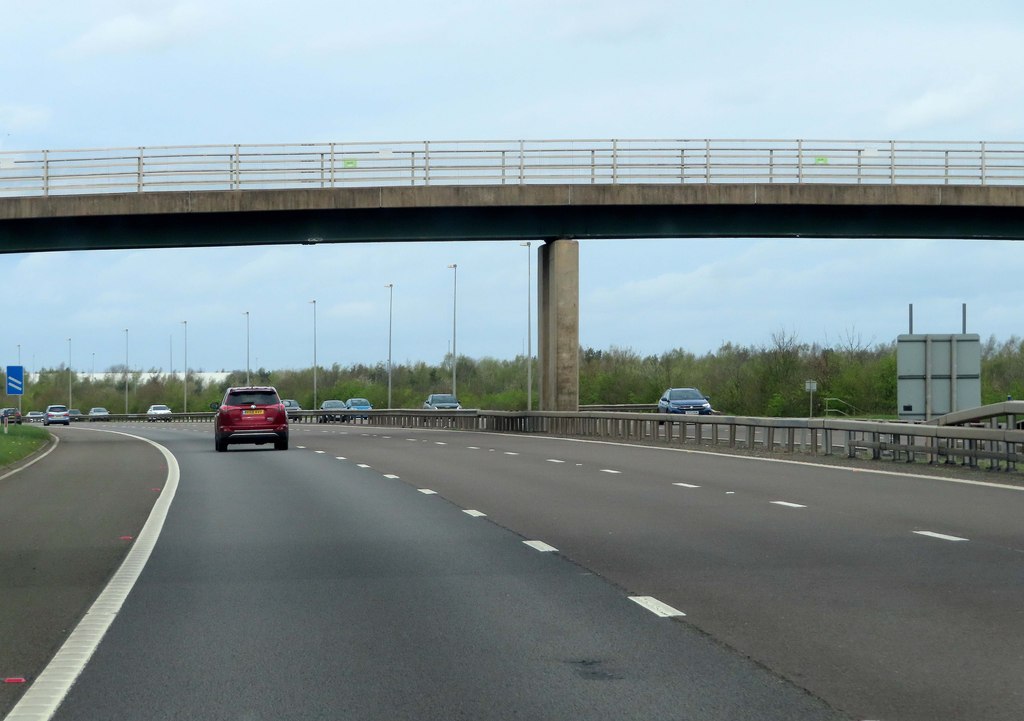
xmin=310 ymin=300 xmax=317 ymax=410
xmin=67 ymin=338 xmax=72 ymax=408
xmin=124 ymin=329 xmax=129 ymax=415
xmin=244 ymin=311 xmax=250 ymax=385
xmin=385 ymin=284 xmax=393 ymax=409
xmin=447 ymin=264 xmax=457 ymax=397
xmin=181 ymin=320 xmax=188 ymax=413
xmin=16 ymin=344 xmax=21 ymax=413
xmin=520 ymin=241 xmax=532 ymax=411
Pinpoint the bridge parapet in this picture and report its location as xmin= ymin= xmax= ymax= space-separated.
xmin=3 ymin=138 xmax=1024 ymax=198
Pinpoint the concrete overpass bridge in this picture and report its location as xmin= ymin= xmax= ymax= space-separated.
xmin=3 ymin=138 xmax=1024 ymax=409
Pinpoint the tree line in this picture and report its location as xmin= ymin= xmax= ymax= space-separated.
xmin=7 ymin=335 xmax=1024 ymax=417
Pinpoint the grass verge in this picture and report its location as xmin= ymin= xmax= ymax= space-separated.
xmin=0 ymin=424 xmax=50 ymax=469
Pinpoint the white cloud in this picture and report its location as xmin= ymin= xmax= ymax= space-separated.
xmin=60 ymin=2 xmax=217 ymax=58
xmin=0 ymin=104 xmax=51 ymax=134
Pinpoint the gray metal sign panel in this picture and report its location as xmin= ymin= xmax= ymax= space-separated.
xmin=897 ymin=334 xmax=980 ymax=421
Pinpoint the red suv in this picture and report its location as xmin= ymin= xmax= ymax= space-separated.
xmin=212 ymin=386 xmax=289 ymax=452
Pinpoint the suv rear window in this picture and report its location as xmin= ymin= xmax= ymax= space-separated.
xmin=225 ymin=390 xmax=280 ymax=406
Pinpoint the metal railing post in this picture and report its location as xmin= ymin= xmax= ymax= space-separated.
xmin=42 ymin=150 xmax=49 ymax=196
xmin=797 ymin=139 xmax=803 ymax=183
xmin=612 ymin=139 xmax=618 ymax=183
xmin=137 ymin=147 xmax=144 ymax=192
xmin=981 ymin=141 xmax=987 ymax=186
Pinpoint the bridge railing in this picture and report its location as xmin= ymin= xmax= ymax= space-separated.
xmin=2 ymin=139 xmax=1023 ymax=197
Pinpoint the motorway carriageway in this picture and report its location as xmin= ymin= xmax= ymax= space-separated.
xmin=3 ymin=422 xmax=1023 ymax=721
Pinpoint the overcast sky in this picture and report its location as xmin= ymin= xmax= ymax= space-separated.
xmin=3 ymin=1 xmax=1024 ymax=374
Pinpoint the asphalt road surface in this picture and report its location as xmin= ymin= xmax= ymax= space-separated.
xmin=5 ymin=422 xmax=1024 ymax=720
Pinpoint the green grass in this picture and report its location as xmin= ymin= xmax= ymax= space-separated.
xmin=0 ymin=423 xmax=50 ymax=469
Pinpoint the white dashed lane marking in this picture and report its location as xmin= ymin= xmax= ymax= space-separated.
xmin=418 ymin=489 xmax=438 ymax=495
xmin=673 ymin=483 xmax=700 ymax=488
xmin=629 ymin=596 xmax=686 ymax=618
xmin=383 ymin=474 xmax=400 ymax=479
xmin=523 ymin=540 xmax=558 ymax=552
xmin=546 ymin=459 xmax=565 ymax=463
xmin=463 ymin=510 xmax=487 ymax=517
xmin=914 ymin=530 xmax=969 ymax=542
xmin=771 ymin=501 xmax=806 ymax=508
xmin=600 ymin=469 xmax=622 ymax=474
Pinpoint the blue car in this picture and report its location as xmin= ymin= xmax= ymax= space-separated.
xmin=657 ymin=387 xmax=713 ymax=415
xmin=343 ymin=397 xmax=373 ymax=421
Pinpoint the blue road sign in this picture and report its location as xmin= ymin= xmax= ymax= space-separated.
xmin=6 ymin=365 xmax=24 ymax=395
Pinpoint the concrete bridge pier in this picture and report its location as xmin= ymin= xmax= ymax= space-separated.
xmin=538 ymin=238 xmax=579 ymax=411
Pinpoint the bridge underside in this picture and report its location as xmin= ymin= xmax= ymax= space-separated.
xmin=4 ymin=184 xmax=1024 ymax=410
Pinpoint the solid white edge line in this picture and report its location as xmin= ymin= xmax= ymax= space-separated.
xmin=523 ymin=540 xmax=558 ymax=552
xmin=5 ymin=429 xmax=180 ymax=721
xmin=914 ymin=530 xmax=970 ymax=542
xmin=629 ymin=596 xmax=686 ymax=617
xmin=0 ymin=433 xmax=60 ymax=483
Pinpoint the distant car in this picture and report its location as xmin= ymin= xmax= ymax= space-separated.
xmin=68 ymin=409 xmax=84 ymax=422
xmin=344 ymin=397 xmax=372 ymax=421
xmin=423 ymin=393 xmax=461 ymax=410
xmin=146 ymin=404 xmax=173 ymax=421
xmin=1 ymin=407 xmax=22 ymax=425
xmin=318 ymin=399 xmax=346 ymax=423
xmin=282 ymin=399 xmax=302 ymax=420
xmin=88 ymin=407 xmax=111 ymax=421
xmin=44 ymin=404 xmax=70 ymax=426
xmin=211 ymin=386 xmax=288 ymax=452
xmin=657 ymin=387 xmax=713 ymax=415
xmin=25 ymin=411 xmax=45 ymax=423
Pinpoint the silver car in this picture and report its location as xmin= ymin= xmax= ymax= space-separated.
xmin=44 ymin=404 xmax=70 ymax=426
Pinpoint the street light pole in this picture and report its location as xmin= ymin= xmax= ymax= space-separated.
xmin=124 ymin=329 xmax=129 ymax=415
xmin=244 ymin=311 xmax=250 ymax=385
xmin=520 ymin=241 xmax=532 ymax=411
xmin=447 ymin=264 xmax=457 ymax=397
xmin=182 ymin=320 xmax=188 ymax=413
xmin=67 ymin=337 xmax=72 ymax=408
xmin=16 ymin=344 xmax=21 ymax=413
xmin=310 ymin=300 xmax=317 ymax=410
xmin=385 ymin=284 xmax=393 ymax=409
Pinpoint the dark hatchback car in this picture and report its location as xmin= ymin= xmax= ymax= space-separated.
xmin=318 ymin=399 xmax=347 ymax=423
xmin=1 ymin=407 xmax=22 ymax=425
xmin=657 ymin=387 xmax=713 ymax=415
xmin=423 ymin=393 xmax=461 ymax=410
xmin=212 ymin=386 xmax=288 ymax=452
